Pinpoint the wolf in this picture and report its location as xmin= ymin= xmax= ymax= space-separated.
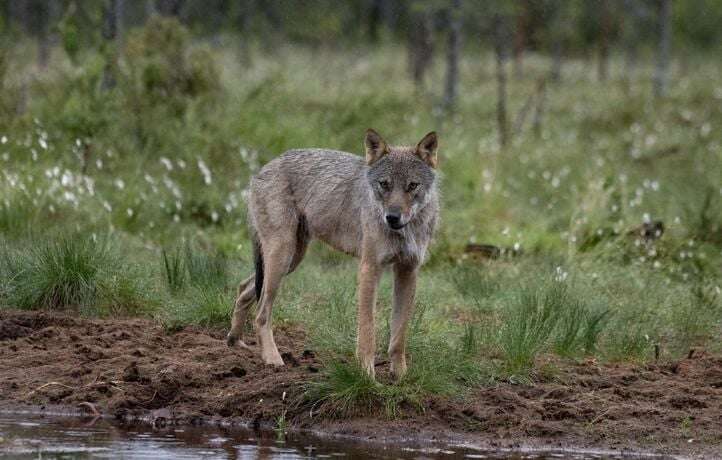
xmin=226 ymin=129 xmax=439 ymax=379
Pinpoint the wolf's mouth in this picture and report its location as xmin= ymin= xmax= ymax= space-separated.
xmin=388 ymin=222 xmax=406 ymax=231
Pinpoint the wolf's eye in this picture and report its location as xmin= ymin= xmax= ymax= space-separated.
xmin=379 ymin=180 xmax=391 ymax=191
xmin=407 ymin=182 xmax=419 ymax=192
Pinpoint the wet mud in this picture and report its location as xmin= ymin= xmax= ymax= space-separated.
xmin=1 ymin=310 xmax=720 ymax=458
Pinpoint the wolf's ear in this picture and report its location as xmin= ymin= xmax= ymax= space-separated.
xmin=415 ymin=131 xmax=438 ymax=168
xmin=365 ymin=128 xmax=388 ymax=165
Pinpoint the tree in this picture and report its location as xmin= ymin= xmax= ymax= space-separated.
xmin=597 ymin=0 xmax=611 ymax=82
xmin=653 ymin=0 xmax=671 ymax=98
xmin=512 ymin=0 xmax=530 ymax=79
xmin=408 ymin=3 xmax=434 ymax=89
xmin=156 ymin=0 xmax=183 ymax=17
xmin=101 ymin=0 xmax=119 ymax=90
xmin=443 ymin=0 xmax=461 ymax=111
xmin=492 ymin=12 xmax=510 ymax=149
xmin=544 ymin=0 xmax=579 ymax=84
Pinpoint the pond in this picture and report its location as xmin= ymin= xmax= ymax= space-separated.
xmin=0 ymin=412 xmax=674 ymax=460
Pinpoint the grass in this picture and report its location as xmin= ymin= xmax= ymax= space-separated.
xmin=499 ymin=281 xmax=567 ymax=377
xmin=162 ymin=247 xmax=185 ymax=293
xmin=0 ymin=234 xmax=150 ymax=315
xmin=1 ymin=20 xmax=721 ymax=417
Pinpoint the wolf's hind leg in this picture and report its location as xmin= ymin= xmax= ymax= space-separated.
xmin=227 ymin=275 xmax=255 ymax=348
xmin=255 ymin=241 xmax=294 ymax=366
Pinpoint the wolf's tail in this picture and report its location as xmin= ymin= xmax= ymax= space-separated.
xmin=252 ymin=235 xmax=264 ymax=301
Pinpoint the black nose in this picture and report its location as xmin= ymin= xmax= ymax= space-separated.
xmin=385 ymin=213 xmax=400 ymax=226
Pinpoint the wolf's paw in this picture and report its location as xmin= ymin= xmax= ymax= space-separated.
xmin=360 ymin=359 xmax=376 ymax=380
xmin=390 ymin=361 xmax=407 ymax=381
xmin=262 ymin=349 xmax=285 ymax=366
xmin=227 ymin=334 xmax=253 ymax=351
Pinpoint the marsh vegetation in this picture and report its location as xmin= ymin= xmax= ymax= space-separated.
xmin=0 ymin=4 xmax=720 ymax=438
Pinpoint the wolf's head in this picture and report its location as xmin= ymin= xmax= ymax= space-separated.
xmin=364 ymin=129 xmax=438 ymax=231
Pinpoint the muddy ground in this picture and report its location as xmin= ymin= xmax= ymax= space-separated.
xmin=0 ymin=309 xmax=720 ymax=458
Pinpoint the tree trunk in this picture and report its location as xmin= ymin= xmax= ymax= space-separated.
xmin=156 ymin=0 xmax=183 ymax=17
xmin=236 ymin=5 xmax=250 ymax=63
xmin=532 ymin=79 xmax=547 ymax=138
xmin=28 ymin=0 xmax=50 ymax=70
xmin=102 ymin=0 xmax=118 ymax=90
xmin=368 ymin=0 xmax=383 ymax=42
xmin=145 ymin=0 xmax=156 ymax=18
xmin=115 ymin=0 xmax=125 ymax=42
xmin=443 ymin=0 xmax=461 ymax=111
xmin=550 ymin=40 xmax=562 ymax=83
xmin=653 ymin=0 xmax=671 ymax=98
xmin=513 ymin=3 xmax=528 ymax=79
xmin=622 ymin=0 xmax=640 ymax=87
xmin=408 ymin=8 xmax=433 ymax=89
xmin=597 ymin=0 xmax=610 ymax=82
xmin=493 ymin=14 xmax=509 ymax=149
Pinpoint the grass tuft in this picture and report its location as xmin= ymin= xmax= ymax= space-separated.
xmin=184 ymin=240 xmax=228 ymax=290
xmin=1 ymin=234 xmax=149 ymax=314
xmin=499 ymin=281 xmax=567 ymax=377
xmin=304 ymin=361 xmax=422 ymax=419
xmin=162 ymin=247 xmax=185 ymax=293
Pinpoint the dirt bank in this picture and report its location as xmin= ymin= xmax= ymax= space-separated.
xmin=1 ymin=310 xmax=720 ymax=458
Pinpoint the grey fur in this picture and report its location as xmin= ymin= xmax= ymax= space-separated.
xmin=227 ymin=131 xmax=440 ymax=378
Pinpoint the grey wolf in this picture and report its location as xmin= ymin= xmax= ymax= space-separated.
xmin=226 ymin=129 xmax=440 ymax=379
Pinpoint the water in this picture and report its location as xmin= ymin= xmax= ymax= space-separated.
xmin=0 ymin=413 xmax=672 ymax=460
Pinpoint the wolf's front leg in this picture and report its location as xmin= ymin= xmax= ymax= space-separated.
xmin=389 ymin=263 xmax=417 ymax=379
xmin=356 ymin=255 xmax=382 ymax=379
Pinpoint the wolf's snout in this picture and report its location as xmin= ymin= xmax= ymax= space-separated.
xmin=385 ymin=212 xmax=404 ymax=229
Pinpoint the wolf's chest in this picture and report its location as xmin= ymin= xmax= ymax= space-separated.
xmin=382 ymin=231 xmax=428 ymax=266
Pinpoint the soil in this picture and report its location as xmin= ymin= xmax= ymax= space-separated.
xmin=1 ymin=309 xmax=720 ymax=458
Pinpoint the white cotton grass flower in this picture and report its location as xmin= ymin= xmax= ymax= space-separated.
xmin=163 ymin=176 xmax=182 ymax=199
xmin=1 ymin=135 xmax=7 ymax=144
xmin=160 ymin=157 xmax=174 ymax=171
xmin=197 ymin=159 xmax=212 ymax=185
xmin=114 ymin=179 xmax=125 ymax=190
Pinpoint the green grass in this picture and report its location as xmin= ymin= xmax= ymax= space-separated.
xmin=1 ymin=19 xmax=721 ymax=417
xmin=0 ymin=234 xmax=151 ymax=315
xmin=162 ymin=247 xmax=185 ymax=293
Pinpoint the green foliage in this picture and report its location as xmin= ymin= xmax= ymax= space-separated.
xmin=304 ymin=361 xmax=422 ymax=418
xmin=124 ymin=16 xmax=220 ymax=115
xmin=183 ymin=240 xmax=228 ymax=290
xmin=674 ymin=0 xmax=722 ymax=50
xmin=162 ymin=247 xmax=185 ymax=293
xmin=0 ymin=30 xmax=721 ymax=409
xmin=499 ymin=281 xmax=567 ymax=376
xmin=164 ymin=286 xmax=232 ymax=329
xmin=553 ymin=300 xmax=611 ymax=357
xmin=0 ymin=234 xmax=149 ymax=315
